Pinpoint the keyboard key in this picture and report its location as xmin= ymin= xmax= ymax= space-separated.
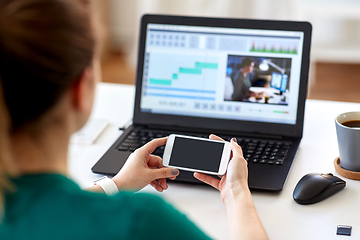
xmin=120 ymin=142 xmax=132 ymax=147
xmin=275 ymin=158 xmax=285 ymax=165
xmin=129 ymin=146 xmax=137 ymax=151
xmin=123 ymin=142 xmax=139 ymax=147
xmin=278 ymin=151 xmax=287 ymax=157
xmin=130 ymin=131 xmax=138 ymax=136
xmin=118 ymin=146 xmax=128 ymax=151
xmin=126 ymin=135 xmax=139 ymax=140
xmin=124 ymin=139 xmax=139 ymax=144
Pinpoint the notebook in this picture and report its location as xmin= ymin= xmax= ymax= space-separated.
xmin=92 ymin=15 xmax=312 ymax=191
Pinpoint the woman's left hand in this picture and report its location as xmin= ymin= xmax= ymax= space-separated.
xmin=111 ymin=137 xmax=179 ymax=192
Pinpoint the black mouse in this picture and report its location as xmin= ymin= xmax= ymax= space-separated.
xmin=293 ymin=173 xmax=346 ymax=205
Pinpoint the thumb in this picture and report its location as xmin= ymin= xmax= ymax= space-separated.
xmin=230 ymin=138 xmax=243 ymax=156
xmin=153 ymin=167 xmax=179 ymax=179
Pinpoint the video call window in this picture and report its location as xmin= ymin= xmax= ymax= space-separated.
xmin=224 ymin=55 xmax=292 ymax=106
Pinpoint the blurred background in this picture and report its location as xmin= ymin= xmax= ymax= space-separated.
xmin=96 ymin=0 xmax=360 ymax=103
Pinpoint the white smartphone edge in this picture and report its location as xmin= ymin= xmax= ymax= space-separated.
xmin=162 ymin=134 xmax=231 ymax=176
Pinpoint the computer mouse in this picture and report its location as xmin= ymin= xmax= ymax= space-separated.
xmin=293 ymin=173 xmax=346 ymax=205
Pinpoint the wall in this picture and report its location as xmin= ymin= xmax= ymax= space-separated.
xmin=109 ymin=0 xmax=360 ymax=67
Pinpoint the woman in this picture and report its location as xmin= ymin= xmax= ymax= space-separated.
xmin=0 ymin=0 xmax=268 ymax=239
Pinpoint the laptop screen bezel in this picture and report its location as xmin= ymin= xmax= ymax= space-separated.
xmin=133 ymin=14 xmax=312 ymax=138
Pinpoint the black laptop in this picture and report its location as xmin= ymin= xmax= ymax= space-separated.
xmin=92 ymin=15 xmax=312 ymax=191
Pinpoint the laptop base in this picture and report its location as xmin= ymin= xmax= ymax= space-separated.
xmin=92 ymin=125 xmax=300 ymax=191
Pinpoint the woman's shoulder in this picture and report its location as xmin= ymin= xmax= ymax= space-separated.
xmin=3 ymin=174 xmax=179 ymax=239
xmin=3 ymin=174 xmax=211 ymax=240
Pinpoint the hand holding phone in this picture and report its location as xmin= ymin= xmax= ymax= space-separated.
xmin=112 ymin=137 xmax=180 ymax=192
xmin=194 ymin=134 xmax=250 ymax=203
xmin=162 ymin=134 xmax=231 ymax=175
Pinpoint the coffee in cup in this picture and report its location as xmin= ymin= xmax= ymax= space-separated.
xmin=335 ymin=112 xmax=360 ymax=172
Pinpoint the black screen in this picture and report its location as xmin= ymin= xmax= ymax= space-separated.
xmin=169 ymin=137 xmax=225 ymax=172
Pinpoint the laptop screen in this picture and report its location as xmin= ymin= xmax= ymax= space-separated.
xmin=140 ymin=23 xmax=304 ymax=125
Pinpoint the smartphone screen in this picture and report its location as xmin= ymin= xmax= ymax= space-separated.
xmin=169 ymin=136 xmax=225 ymax=172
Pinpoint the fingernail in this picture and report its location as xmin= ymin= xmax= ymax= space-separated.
xmin=231 ymin=137 xmax=237 ymax=143
xmin=172 ymin=169 xmax=179 ymax=175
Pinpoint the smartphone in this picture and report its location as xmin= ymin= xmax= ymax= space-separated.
xmin=162 ymin=134 xmax=231 ymax=175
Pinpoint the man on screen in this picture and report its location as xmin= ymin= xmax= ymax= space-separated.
xmin=232 ymin=57 xmax=263 ymax=101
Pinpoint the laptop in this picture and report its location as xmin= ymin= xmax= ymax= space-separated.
xmin=92 ymin=15 xmax=312 ymax=191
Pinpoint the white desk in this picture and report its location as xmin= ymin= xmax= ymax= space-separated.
xmin=249 ymin=86 xmax=288 ymax=105
xmin=69 ymin=82 xmax=360 ymax=240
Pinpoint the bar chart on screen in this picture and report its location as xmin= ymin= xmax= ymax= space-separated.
xmin=143 ymin=52 xmax=219 ymax=100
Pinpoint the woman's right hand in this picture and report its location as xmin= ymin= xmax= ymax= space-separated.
xmin=195 ymin=135 xmax=269 ymax=240
xmin=194 ymin=134 xmax=249 ymax=203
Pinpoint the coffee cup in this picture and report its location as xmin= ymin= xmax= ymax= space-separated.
xmin=264 ymin=95 xmax=270 ymax=104
xmin=335 ymin=112 xmax=360 ymax=171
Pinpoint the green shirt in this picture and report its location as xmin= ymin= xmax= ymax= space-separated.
xmin=0 ymin=174 xmax=212 ymax=240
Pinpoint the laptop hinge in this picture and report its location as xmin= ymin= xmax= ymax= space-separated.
xmin=144 ymin=124 xmax=284 ymax=140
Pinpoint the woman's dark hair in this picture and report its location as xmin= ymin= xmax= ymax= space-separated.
xmin=0 ymin=0 xmax=95 ymax=130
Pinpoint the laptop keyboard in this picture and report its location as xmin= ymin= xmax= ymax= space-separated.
xmin=117 ymin=129 xmax=291 ymax=165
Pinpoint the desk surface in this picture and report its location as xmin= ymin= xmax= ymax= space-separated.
xmin=69 ymin=82 xmax=360 ymax=240
xmin=249 ymin=86 xmax=288 ymax=105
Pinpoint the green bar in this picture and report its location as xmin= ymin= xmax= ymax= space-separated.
xmin=179 ymin=68 xmax=202 ymax=74
xmin=274 ymin=110 xmax=287 ymax=114
xmin=172 ymin=74 xmax=178 ymax=79
xmin=249 ymin=49 xmax=297 ymax=55
xmin=195 ymin=62 xmax=218 ymax=69
xmin=149 ymin=79 xmax=172 ymax=85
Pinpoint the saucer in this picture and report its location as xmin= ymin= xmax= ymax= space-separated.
xmin=334 ymin=157 xmax=360 ymax=181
